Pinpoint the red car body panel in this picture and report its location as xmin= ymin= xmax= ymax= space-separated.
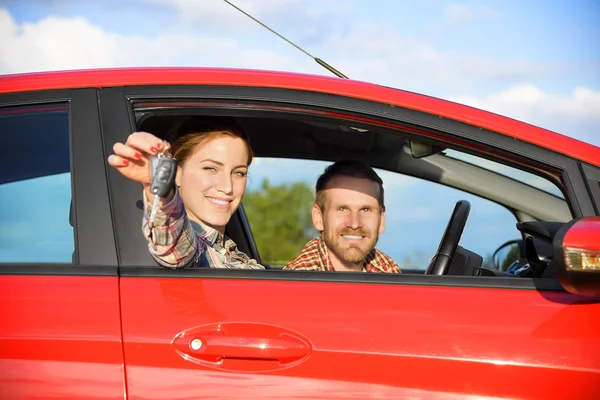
xmin=119 ymin=278 xmax=600 ymax=399
xmin=0 ymin=276 xmax=124 ymax=399
xmin=0 ymin=67 xmax=598 ymax=167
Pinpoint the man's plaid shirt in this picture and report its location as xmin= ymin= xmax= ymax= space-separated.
xmin=284 ymin=238 xmax=401 ymax=273
xmin=142 ymin=188 xmax=264 ymax=269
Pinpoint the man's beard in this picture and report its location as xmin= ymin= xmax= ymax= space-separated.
xmin=323 ymin=227 xmax=379 ymax=264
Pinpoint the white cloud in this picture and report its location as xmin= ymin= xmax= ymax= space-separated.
xmin=452 ymin=84 xmax=600 ymax=120
xmin=450 ymin=84 xmax=600 ymax=144
xmin=0 ymin=10 xmax=123 ymax=72
xmin=0 ymin=8 xmax=307 ymax=74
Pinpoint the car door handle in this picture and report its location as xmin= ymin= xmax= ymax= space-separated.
xmin=172 ymin=322 xmax=312 ymax=367
xmin=182 ymin=334 xmax=309 ymax=362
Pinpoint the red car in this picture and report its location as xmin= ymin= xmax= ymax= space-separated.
xmin=1 ymin=67 xmax=599 ymax=400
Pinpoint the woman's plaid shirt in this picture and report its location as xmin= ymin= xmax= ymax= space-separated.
xmin=284 ymin=238 xmax=401 ymax=273
xmin=142 ymin=188 xmax=264 ymax=269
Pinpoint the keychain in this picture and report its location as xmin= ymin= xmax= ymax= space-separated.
xmin=148 ymin=141 xmax=177 ymax=228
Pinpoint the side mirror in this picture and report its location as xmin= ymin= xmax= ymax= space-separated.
xmin=493 ymin=239 xmax=523 ymax=272
xmin=554 ymin=217 xmax=600 ymax=296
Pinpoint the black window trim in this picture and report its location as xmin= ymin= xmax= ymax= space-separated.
xmin=99 ymin=84 xmax=597 ymax=291
xmin=117 ymin=266 xmax=565 ymax=291
xmin=0 ymin=88 xmax=118 ymax=276
xmin=581 ymin=162 xmax=600 ymax=214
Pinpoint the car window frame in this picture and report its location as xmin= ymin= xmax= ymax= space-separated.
xmin=0 ymin=88 xmax=118 ymax=275
xmin=99 ymin=84 xmax=596 ymax=291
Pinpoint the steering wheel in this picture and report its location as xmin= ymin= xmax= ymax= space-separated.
xmin=425 ymin=200 xmax=471 ymax=275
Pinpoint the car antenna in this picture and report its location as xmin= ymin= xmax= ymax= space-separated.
xmin=222 ymin=0 xmax=349 ymax=79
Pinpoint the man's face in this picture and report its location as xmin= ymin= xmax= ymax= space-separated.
xmin=313 ymin=175 xmax=385 ymax=264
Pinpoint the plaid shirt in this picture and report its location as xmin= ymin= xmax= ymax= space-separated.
xmin=284 ymin=238 xmax=401 ymax=273
xmin=142 ymin=188 xmax=264 ymax=269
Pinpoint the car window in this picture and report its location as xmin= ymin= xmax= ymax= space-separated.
xmin=0 ymin=104 xmax=74 ymax=263
xmin=242 ymin=154 xmax=563 ymax=271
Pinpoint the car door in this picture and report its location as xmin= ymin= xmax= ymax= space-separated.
xmin=101 ymin=83 xmax=600 ymax=400
xmin=0 ymin=87 xmax=124 ymax=399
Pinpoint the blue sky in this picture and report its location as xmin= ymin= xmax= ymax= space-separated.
xmin=1 ymin=0 xmax=598 ymax=267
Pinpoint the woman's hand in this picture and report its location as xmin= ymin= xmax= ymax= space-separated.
xmin=108 ymin=132 xmax=168 ymax=185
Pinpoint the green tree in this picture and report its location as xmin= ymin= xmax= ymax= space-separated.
xmin=500 ymin=244 xmax=521 ymax=271
xmin=242 ymin=178 xmax=318 ymax=265
xmin=482 ymin=253 xmax=494 ymax=269
xmin=483 ymin=243 xmax=520 ymax=271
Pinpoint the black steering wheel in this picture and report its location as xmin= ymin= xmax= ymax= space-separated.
xmin=425 ymin=200 xmax=471 ymax=275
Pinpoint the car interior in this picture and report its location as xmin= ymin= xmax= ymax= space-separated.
xmin=134 ymin=104 xmax=573 ymax=279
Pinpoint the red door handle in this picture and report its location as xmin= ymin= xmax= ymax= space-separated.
xmin=184 ymin=334 xmax=309 ymax=363
xmin=172 ymin=322 xmax=312 ymax=368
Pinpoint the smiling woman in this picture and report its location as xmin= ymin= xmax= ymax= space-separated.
xmin=108 ymin=116 xmax=264 ymax=270
xmin=168 ymin=118 xmax=253 ymax=231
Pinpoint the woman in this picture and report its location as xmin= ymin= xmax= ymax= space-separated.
xmin=108 ymin=117 xmax=264 ymax=269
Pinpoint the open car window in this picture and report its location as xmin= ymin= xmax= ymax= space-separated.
xmin=131 ymin=98 xmax=575 ymax=278
xmin=242 ymin=155 xmax=564 ymax=272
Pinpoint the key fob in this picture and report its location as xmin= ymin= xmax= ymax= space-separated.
xmin=150 ymin=156 xmax=177 ymax=197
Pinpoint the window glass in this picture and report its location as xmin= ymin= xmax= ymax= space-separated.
xmin=243 ymin=155 xmax=561 ymax=271
xmin=444 ymin=149 xmax=564 ymax=199
xmin=0 ymin=104 xmax=74 ymax=263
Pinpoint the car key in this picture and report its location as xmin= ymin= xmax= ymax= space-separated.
xmin=148 ymin=144 xmax=177 ymax=228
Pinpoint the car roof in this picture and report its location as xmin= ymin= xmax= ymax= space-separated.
xmin=1 ymin=67 xmax=599 ymax=167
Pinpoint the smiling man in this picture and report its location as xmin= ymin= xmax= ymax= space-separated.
xmin=285 ymin=160 xmax=401 ymax=273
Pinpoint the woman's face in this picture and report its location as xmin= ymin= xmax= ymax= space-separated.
xmin=175 ymin=135 xmax=249 ymax=233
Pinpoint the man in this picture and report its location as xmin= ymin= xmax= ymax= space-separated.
xmin=285 ymin=159 xmax=401 ymax=273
